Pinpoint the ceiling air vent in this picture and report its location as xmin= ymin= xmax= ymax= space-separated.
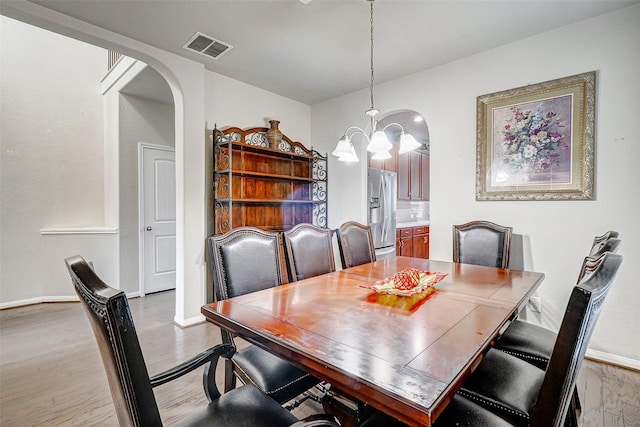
xmin=183 ymin=32 xmax=232 ymax=60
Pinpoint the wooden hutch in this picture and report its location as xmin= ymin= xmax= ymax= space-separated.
xmin=212 ymin=124 xmax=328 ymax=235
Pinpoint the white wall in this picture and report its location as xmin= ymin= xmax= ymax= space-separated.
xmin=0 ymin=16 xmax=117 ymax=304
xmin=205 ymin=72 xmax=310 ymax=141
xmin=0 ymin=14 xmax=310 ymax=325
xmin=118 ymin=93 xmax=174 ymax=293
xmin=312 ymin=5 xmax=640 ymax=363
xmin=203 ymin=71 xmax=311 ymax=300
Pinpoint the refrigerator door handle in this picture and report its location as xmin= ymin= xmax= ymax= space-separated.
xmin=380 ymin=175 xmax=387 ymax=242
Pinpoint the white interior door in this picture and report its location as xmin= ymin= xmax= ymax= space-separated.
xmin=141 ymin=145 xmax=176 ymax=294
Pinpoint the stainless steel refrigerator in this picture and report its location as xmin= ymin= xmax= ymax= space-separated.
xmin=368 ymin=168 xmax=397 ymax=260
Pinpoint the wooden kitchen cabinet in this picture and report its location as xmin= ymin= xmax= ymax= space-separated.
xmin=397 ymin=150 xmax=429 ymax=201
xmin=420 ymin=153 xmax=430 ymax=201
xmin=412 ymin=226 xmax=429 ymax=259
xmin=396 ymin=226 xmax=429 ymax=259
xmin=396 ymin=228 xmax=413 ymax=257
xmin=212 ymin=124 xmax=328 ymax=235
xmin=409 ymin=152 xmax=421 ymax=199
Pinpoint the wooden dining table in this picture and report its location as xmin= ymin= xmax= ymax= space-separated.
xmin=201 ymin=256 xmax=545 ymax=426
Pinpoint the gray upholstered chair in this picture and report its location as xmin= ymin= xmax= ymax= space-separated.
xmin=336 ymin=221 xmax=376 ymax=269
xmin=453 ymin=220 xmax=512 ymax=268
xmin=283 ymin=223 xmax=336 ymax=282
xmin=65 ymin=255 xmax=336 ymax=427
xmin=208 ymin=227 xmax=321 ymax=406
xmin=458 ymin=252 xmax=623 ymax=427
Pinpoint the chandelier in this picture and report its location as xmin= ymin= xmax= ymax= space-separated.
xmin=332 ymin=0 xmax=420 ymax=163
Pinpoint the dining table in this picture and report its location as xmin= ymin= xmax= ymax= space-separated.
xmin=201 ymin=256 xmax=545 ymax=426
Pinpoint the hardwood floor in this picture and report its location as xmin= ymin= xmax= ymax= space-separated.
xmin=1 ymin=290 xmax=638 ymax=426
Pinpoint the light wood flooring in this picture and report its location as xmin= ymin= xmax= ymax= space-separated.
xmin=1 ymin=290 xmax=639 ymax=426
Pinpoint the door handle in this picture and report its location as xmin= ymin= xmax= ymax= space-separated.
xmin=146 ymin=226 xmax=153 ymax=231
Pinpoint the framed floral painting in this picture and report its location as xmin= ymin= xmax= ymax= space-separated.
xmin=476 ymin=71 xmax=596 ymax=200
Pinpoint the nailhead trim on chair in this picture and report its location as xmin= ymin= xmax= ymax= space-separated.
xmin=458 ymin=389 xmax=529 ymax=423
xmin=233 ymin=361 xmax=312 ymax=395
xmin=500 ymin=349 xmax=548 ymax=365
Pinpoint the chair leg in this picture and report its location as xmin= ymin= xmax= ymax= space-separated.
xmin=224 ymin=358 xmax=236 ymax=392
xmin=563 ymin=392 xmax=580 ymax=427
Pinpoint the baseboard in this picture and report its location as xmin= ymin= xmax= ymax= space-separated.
xmin=586 ymin=349 xmax=640 ymax=372
xmin=175 ymin=314 xmax=206 ymax=328
xmin=0 ymin=296 xmax=79 ymax=309
xmin=1 ymin=291 xmax=141 ymax=310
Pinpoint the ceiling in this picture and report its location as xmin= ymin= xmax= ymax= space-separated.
xmin=23 ymin=0 xmax=640 ymax=105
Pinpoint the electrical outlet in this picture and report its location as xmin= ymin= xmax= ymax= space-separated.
xmin=529 ymin=296 xmax=542 ymax=313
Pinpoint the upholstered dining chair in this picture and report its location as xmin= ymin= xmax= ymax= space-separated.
xmin=452 ymin=220 xmax=512 ymax=268
xmin=283 ymin=223 xmax=336 ymax=282
xmin=495 ymin=237 xmax=622 ymax=370
xmin=457 ymin=252 xmax=623 ymax=427
xmin=589 ymin=230 xmax=619 ymax=256
xmin=208 ymin=227 xmax=321 ymax=406
xmin=336 ymin=221 xmax=376 ymax=269
xmin=65 ymin=255 xmax=337 ymax=427
xmin=360 ymin=393 xmax=514 ymax=427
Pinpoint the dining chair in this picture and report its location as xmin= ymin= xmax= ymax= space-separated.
xmin=495 ymin=237 xmax=622 ymax=370
xmin=589 ymin=230 xmax=619 ymax=256
xmin=283 ymin=223 xmax=336 ymax=282
xmin=495 ymin=235 xmax=621 ymax=417
xmin=452 ymin=220 xmax=512 ymax=268
xmin=360 ymin=394 xmax=514 ymax=426
xmin=336 ymin=221 xmax=376 ymax=269
xmin=457 ymin=252 xmax=623 ymax=427
xmin=208 ymin=227 xmax=321 ymax=406
xmin=65 ymin=255 xmax=337 ymax=427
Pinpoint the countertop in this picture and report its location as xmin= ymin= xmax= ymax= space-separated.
xmin=396 ymin=220 xmax=430 ymax=229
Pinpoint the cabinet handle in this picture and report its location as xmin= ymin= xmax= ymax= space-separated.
xmin=424 ymin=236 xmax=428 ymax=244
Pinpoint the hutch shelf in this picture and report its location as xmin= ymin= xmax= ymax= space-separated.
xmin=212 ymin=123 xmax=328 ymax=235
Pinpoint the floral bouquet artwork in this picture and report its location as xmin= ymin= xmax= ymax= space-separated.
xmin=491 ymin=95 xmax=572 ymax=187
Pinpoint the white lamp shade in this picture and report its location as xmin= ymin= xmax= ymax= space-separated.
xmin=398 ymin=132 xmax=421 ymax=154
xmin=367 ymin=130 xmax=392 ymax=153
xmin=338 ymin=144 xmax=359 ymax=162
xmin=332 ymin=136 xmax=353 ymax=157
xmin=371 ymin=150 xmax=391 ymax=160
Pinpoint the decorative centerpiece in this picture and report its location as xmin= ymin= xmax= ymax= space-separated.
xmin=361 ymin=268 xmax=447 ymax=297
xmin=266 ymin=119 xmax=282 ymax=149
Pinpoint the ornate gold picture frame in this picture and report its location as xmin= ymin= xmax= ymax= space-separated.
xmin=476 ymin=71 xmax=596 ymax=201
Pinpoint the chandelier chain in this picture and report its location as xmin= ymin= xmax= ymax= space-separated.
xmin=369 ymin=0 xmax=375 ymax=111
